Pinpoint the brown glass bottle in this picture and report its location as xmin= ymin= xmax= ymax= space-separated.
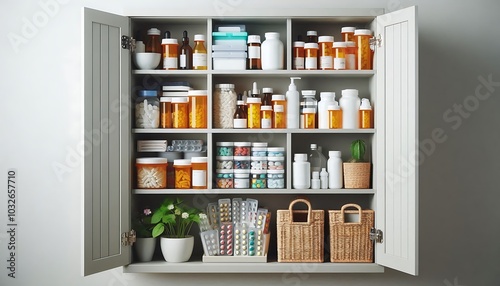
xmin=262 ymin=87 xmax=273 ymax=106
xmin=233 ymin=94 xmax=247 ymax=129
xmin=247 ymin=35 xmax=261 ymax=70
xmin=179 ymin=30 xmax=192 ymax=69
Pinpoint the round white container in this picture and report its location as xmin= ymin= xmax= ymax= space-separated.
xmin=292 ymin=153 xmax=310 ymax=189
xmin=327 ymin=151 xmax=343 ymax=189
xmin=261 ymin=32 xmax=284 ymax=70
xmin=339 ymin=89 xmax=360 ymax=129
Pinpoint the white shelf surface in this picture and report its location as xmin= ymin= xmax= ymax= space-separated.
xmin=124 ymin=261 xmax=384 ymax=273
xmin=132 ymin=69 xmax=375 ymax=77
xmin=133 ymin=188 xmax=375 ymax=195
xmin=134 ymin=128 xmax=375 ymax=134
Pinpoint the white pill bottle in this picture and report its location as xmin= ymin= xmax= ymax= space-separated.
xmin=261 ymin=32 xmax=284 ymax=70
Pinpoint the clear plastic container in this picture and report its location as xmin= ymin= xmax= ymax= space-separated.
xmin=216 ymin=170 xmax=233 ymax=189
xmin=251 ymin=170 xmax=267 ymax=189
xmin=191 ymin=157 xmax=207 ymax=189
xmin=267 ymin=147 xmax=285 ymax=157
xmin=233 ymin=156 xmax=250 ymax=170
xmin=135 ymin=90 xmax=160 ymax=128
xmin=136 ymin=158 xmax=168 ymax=189
xmin=250 ymin=156 xmax=267 ymax=171
xmin=213 ymin=84 xmax=237 ymax=128
xmin=267 ymin=156 xmax=285 ymax=170
xmin=171 ymin=97 xmax=189 ymax=128
xmin=160 ymin=97 xmax=172 ymax=128
xmin=216 ymin=142 xmax=234 ymax=156
xmin=216 ymin=156 xmax=234 ymax=170
xmin=233 ymin=142 xmax=251 ymax=156
xmin=188 ymin=90 xmax=207 ymax=128
xmin=173 ymin=159 xmax=191 ymax=189
xmin=251 ymin=147 xmax=267 ymax=157
xmin=267 ymin=170 xmax=285 ymax=189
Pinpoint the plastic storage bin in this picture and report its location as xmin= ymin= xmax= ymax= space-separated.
xmin=212 ymin=52 xmax=247 ymax=70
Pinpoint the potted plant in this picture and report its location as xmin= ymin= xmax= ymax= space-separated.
xmin=132 ymin=207 xmax=156 ymax=262
xmin=151 ymin=197 xmax=202 ymax=262
xmin=343 ymin=139 xmax=371 ymax=189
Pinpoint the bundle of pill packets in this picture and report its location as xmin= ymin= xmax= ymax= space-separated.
xmin=199 ymin=198 xmax=271 ymax=257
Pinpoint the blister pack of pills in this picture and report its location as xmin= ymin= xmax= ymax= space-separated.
xmin=234 ymin=223 xmax=249 ymax=256
xmin=219 ymin=222 xmax=234 ymax=256
xmin=199 ymin=213 xmax=212 ymax=232
xmin=218 ymin=198 xmax=232 ymax=223
xmin=245 ymin=199 xmax=259 ymax=226
xmin=207 ymin=202 xmax=219 ymax=230
xmin=232 ymin=198 xmax=243 ymax=223
xmin=254 ymin=228 xmax=266 ymax=256
xmin=247 ymin=227 xmax=258 ymax=256
xmin=200 ymin=229 xmax=219 ymax=256
xmin=255 ymin=208 xmax=268 ymax=230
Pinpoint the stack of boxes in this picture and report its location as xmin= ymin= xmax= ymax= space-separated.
xmin=212 ymin=25 xmax=248 ymax=70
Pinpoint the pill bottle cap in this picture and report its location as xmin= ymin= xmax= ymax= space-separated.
xmin=247 ymin=35 xmax=261 ymax=43
xmin=262 ymin=87 xmax=273 ymax=93
xmin=302 ymin=90 xmax=316 ymax=96
xmin=304 ymin=43 xmax=319 ymax=49
xmin=161 ymin=38 xmax=178 ymax=45
xmin=306 ymin=30 xmax=318 ymax=36
xmin=247 ymin=97 xmax=261 ymax=104
xmin=272 ymin=94 xmax=285 ymax=101
xmin=333 ymin=42 xmax=348 ymax=48
xmin=190 ymin=157 xmax=208 ymax=163
xmin=341 ymin=27 xmax=356 ymax=33
xmin=320 ymin=92 xmax=335 ymax=100
xmin=312 ymin=171 xmax=320 ymax=179
xmin=329 ymin=151 xmax=341 ymax=158
xmin=136 ymin=158 xmax=168 ymax=164
xmin=360 ymin=98 xmax=372 ymax=110
xmin=173 ymin=159 xmax=191 ymax=166
xmin=318 ymin=36 xmax=334 ymax=43
xmin=354 ymin=29 xmax=372 ymax=36
xmin=294 ymin=153 xmax=308 ymax=162
xmin=194 ymin=34 xmax=205 ymax=41
xmin=293 ymin=41 xmax=305 ymax=47
xmin=147 ymin=28 xmax=161 ymax=35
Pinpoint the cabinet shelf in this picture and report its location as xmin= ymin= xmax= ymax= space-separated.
xmin=132 ymin=69 xmax=375 ymax=78
xmin=133 ymin=128 xmax=375 ymax=134
xmin=124 ymin=261 xmax=384 ymax=273
xmin=133 ymin=128 xmax=208 ymax=134
xmin=133 ymin=188 xmax=375 ymax=195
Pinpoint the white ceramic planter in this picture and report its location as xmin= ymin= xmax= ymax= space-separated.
xmin=160 ymin=235 xmax=194 ymax=262
xmin=134 ymin=237 xmax=156 ymax=262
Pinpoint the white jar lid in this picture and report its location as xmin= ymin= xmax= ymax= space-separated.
xmin=301 ymin=90 xmax=316 ymax=96
xmin=216 ymin=169 xmax=233 ymax=174
xmin=294 ymin=153 xmax=308 ymax=161
xmin=215 ymin=83 xmax=235 ymax=89
xmin=267 ymin=156 xmax=285 ymax=161
xmin=327 ymin=102 xmax=340 ymax=110
xmin=234 ymin=142 xmax=251 ymax=146
xmin=136 ymin=158 xmax=168 ymax=164
xmin=262 ymin=87 xmax=273 ymax=93
xmin=333 ymin=42 xmax=348 ymax=48
xmin=252 ymin=142 xmax=268 ymax=147
xmin=217 ymin=142 xmax=234 ymax=146
xmin=160 ymin=97 xmax=172 ymax=102
xmin=194 ymin=34 xmax=205 ymax=41
xmin=247 ymin=35 xmax=261 ymax=43
xmin=303 ymin=107 xmax=316 ymax=113
xmin=329 ymin=150 xmax=341 ymax=157
xmin=306 ymin=30 xmax=318 ymax=36
xmin=173 ymin=159 xmax=191 ymax=166
xmin=320 ymin=92 xmax=335 ymax=98
xmin=171 ymin=97 xmax=189 ymax=103
xmin=267 ymin=147 xmax=285 ymax=152
xmin=318 ymin=36 xmax=334 ymax=43
xmin=216 ymin=156 xmax=234 ymax=160
xmin=190 ymin=157 xmax=208 ymax=163
xmin=346 ymin=41 xmax=356 ymax=47
xmin=354 ymin=29 xmax=372 ymax=36
xmin=341 ymin=27 xmax=356 ymax=33
xmin=147 ymin=28 xmax=161 ymax=35
xmin=264 ymin=32 xmax=280 ymax=38
xmin=234 ymin=172 xmax=250 ymax=178
xmin=261 ymin=105 xmax=273 ymax=111
xmin=250 ymin=156 xmax=267 ymax=161
xmin=247 ymin=97 xmax=261 ymax=104
xmin=233 ymin=156 xmax=251 ymax=160
xmin=304 ymin=43 xmax=319 ymax=49
xmin=272 ymin=94 xmax=285 ymax=101
xmin=188 ymin=90 xmax=207 ymax=96
xmin=293 ymin=41 xmax=305 ymax=47
xmin=250 ymin=170 xmax=267 ymax=174
xmin=162 ymin=38 xmax=178 ymax=44
xmin=234 ymin=169 xmax=251 ymax=174
xmin=267 ymin=169 xmax=285 ymax=174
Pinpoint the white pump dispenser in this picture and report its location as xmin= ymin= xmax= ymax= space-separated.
xmin=286 ymin=77 xmax=301 ymax=129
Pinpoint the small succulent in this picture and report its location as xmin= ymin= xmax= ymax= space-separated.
xmin=349 ymin=139 xmax=366 ymax=162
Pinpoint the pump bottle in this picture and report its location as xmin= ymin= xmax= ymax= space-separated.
xmin=286 ymin=77 xmax=301 ymax=129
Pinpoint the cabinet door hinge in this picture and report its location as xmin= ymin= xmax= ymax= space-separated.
xmin=121 ymin=35 xmax=136 ymax=52
xmin=121 ymin=229 xmax=136 ymax=246
xmin=370 ymin=227 xmax=383 ymax=243
xmin=370 ymin=34 xmax=382 ymax=50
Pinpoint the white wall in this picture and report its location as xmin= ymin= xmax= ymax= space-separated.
xmin=1 ymin=0 xmax=499 ymax=285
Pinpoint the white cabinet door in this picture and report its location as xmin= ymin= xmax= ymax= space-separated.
xmin=374 ymin=6 xmax=419 ymax=275
xmin=82 ymin=7 xmax=131 ymax=276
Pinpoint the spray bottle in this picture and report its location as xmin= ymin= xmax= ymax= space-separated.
xmin=286 ymin=77 xmax=301 ymax=129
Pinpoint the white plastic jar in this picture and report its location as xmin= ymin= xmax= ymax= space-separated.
xmin=261 ymin=32 xmax=284 ymax=70
xmin=339 ymin=89 xmax=360 ymax=129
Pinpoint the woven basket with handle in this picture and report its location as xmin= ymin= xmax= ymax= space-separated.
xmin=277 ymin=198 xmax=324 ymax=262
xmin=329 ymin=203 xmax=374 ymax=262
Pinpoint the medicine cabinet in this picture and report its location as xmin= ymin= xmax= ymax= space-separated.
xmin=82 ymin=5 xmax=418 ymax=276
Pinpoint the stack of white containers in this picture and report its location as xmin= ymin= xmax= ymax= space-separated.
xmin=212 ymin=26 xmax=248 ymax=70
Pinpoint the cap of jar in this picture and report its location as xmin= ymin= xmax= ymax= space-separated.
xmin=162 ymin=38 xmax=178 ymax=44
xmin=320 ymin=92 xmax=335 ymax=99
xmin=171 ymin=97 xmax=189 ymax=103
xmin=346 ymin=41 xmax=356 ymax=47
xmin=173 ymin=159 xmax=191 ymax=166
xmin=272 ymin=94 xmax=285 ymax=101
xmin=301 ymin=90 xmax=316 ymax=96
xmin=306 ymin=30 xmax=318 ymax=36
xmin=215 ymin=83 xmax=235 ymax=89
xmin=247 ymin=97 xmax=261 ymax=104
xmin=136 ymin=157 xmax=168 ymax=164
xmin=318 ymin=36 xmax=334 ymax=43
xmin=293 ymin=41 xmax=305 ymax=47
xmin=342 ymin=89 xmax=359 ymax=97
xmin=260 ymin=105 xmax=273 ymax=111
xmin=262 ymin=87 xmax=273 ymax=93
xmin=252 ymin=142 xmax=268 ymax=147
xmin=138 ymin=90 xmax=158 ymax=97
xmin=188 ymin=90 xmax=207 ymax=96
xmin=341 ymin=27 xmax=356 ymax=33
xmin=247 ymin=35 xmax=261 ymax=43
xmin=160 ymin=97 xmax=172 ymax=102
xmin=194 ymin=34 xmax=205 ymax=41
xmin=304 ymin=43 xmax=319 ymax=49
xmin=333 ymin=42 xmax=348 ymax=48
xmin=147 ymin=28 xmax=161 ymax=35
xmin=216 ymin=142 xmax=233 ymax=146
xmin=329 ymin=150 xmax=341 ymax=157
xmin=234 ymin=142 xmax=251 ymax=146
xmin=354 ymin=29 xmax=373 ymax=36
xmin=303 ymin=107 xmax=316 ymax=113
xmin=294 ymin=153 xmax=308 ymax=161
xmin=190 ymin=157 xmax=208 ymax=163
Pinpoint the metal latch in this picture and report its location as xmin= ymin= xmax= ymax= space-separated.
xmin=370 ymin=34 xmax=382 ymax=50
xmin=370 ymin=227 xmax=383 ymax=243
xmin=121 ymin=229 xmax=136 ymax=246
xmin=121 ymin=35 xmax=136 ymax=52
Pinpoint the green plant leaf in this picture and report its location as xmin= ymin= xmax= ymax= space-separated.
xmin=351 ymin=139 xmax=366 ymax=162
xmin=151 ymin=209 xmax=164 ymax=224
xmin=162 ymin=214 xmax=176 ymax=224
xmin=152 ymin=223 xmax=164 ymax=238
xmin=190 ymin=214 xmax=201 ymax=224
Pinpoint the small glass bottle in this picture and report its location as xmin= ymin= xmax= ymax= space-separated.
xmin=171 ymin=97 xmax=189 ymax=128
xmin=260 ymin=105 xmax=273 ymax=129
xmin=192 ymin=34 xmax=207 ymax=70
xmin=247 ymin=97 xmax=261 ymax=128
xmin=188 ymin=90 xmax=207 ymax=128
xmin=160 ymin=96 xmax=172 ymax=128
xmin=173 ymin=159 xmax=192 ymax=189
xmin=328 ymin=102 xmax=343 ymax=129
xmin=179 ymin=30 xmax=193 ymax=69
xmin=293 ymin=40 xmax=305 ymax=70
xmin=161 ymin=32 xmax=178 ymax=70
xmin=341 ymin=27 xmax=356 ymax=42
xmin=191 ymin=157 xmax=207 ymax=189
xmin=354 ymin=29 xmax=373 ymax=70
xmin=318 ymin=36 xmax=334 ymax=70
xmin=306 ymin=30 xmax=318 ymax=43
xmin=262 ymin=87 xmax=273 ymax=106
xmin=247 ymin=35 xmax=262 ymax=70
xmin=359 ymin=98 xmax=373 ymax=128
xmin=233 ymin=94 xmax=247 ymax=129
xmin=333 ymin=42 xmax=347 ymax=70
xmin=304 ymin=43 xmax=319 ymax=70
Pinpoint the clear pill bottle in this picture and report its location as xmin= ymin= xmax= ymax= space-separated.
xmin=135 ymin=90 xmax=160 ymax=128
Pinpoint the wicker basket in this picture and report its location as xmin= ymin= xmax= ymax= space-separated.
xmin=277 ymin=198 xmax=324 ymax=262
xmin=329 ymin=203 xmax=374 ymax=262
xmin=343 ymin=162 xmax=371 ymax=189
